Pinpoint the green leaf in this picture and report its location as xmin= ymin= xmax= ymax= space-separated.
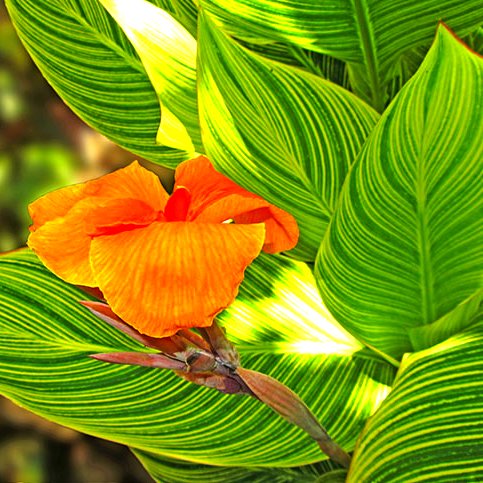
xmin=290 ymin=49 xmax=350 ymax=89
xmin=409 ymin=289 xmax=483 ymax=351
xmin=348 ymin=322 xmax=483 ymax=482
xmin=201 ymin=0 xmax=483 ymax=110
xmin=315 ymin=470 xmax=348 ymax=483
xmin=315 ymin=25 xmax=483 ymax=358
xmin=463 ymin=26 xmax=483 ymax=54
xmin=231 ymin=40 xmax=350 ymax=90
xmin=99 ymin=0 xmax=200 ymax=153
xmin=198 ymin=11 xmax=379 ymax=261
xmin=5 ymin=0 xmax=192 ymax=166
xmin=0 ymin=249 xmax=395 ymax=469
xmin=134 ymin=448 xmax=344 ymax=483
xmin=152 ymin=0 xmax=198 ymax=38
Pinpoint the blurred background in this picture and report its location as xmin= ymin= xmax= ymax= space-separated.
xmin=0 ymin=3 xmax=170 ymax=481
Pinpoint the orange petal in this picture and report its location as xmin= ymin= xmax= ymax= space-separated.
xmin=89 ymin=222 xmax=266 ymax=337
xmin=27 ymin=198 xmax=100 ymax=286
xmin=29 ymin=161 xmax=168 ymax=230
xmin=28 ymin=192 xmax=164 ymax=285
xmin=199 ymin=198 xmax=298 ymax=253
xmin=28 ymin=183 xmax=86 ymax=232
xmin=234 ymin=205 xmax=299 ymax=254
xmin=84 ymin=198 xmax=159 ymax=236
xmin=164 ymin=186 xmax=191 ymax=222
xmin=174 ymin=155 xmax=250 ymax=219
xmin=175 ymin=157 xmax=299 ymax=252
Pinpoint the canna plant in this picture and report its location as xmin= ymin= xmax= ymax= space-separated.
xmin=1 ymin=0 xmax=482 ymax=481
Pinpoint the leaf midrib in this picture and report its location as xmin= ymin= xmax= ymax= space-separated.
xmin=352 ymin=0 xmax=383 ymax=111
xmin=18 ymin=0 xmax=148 ymax=77
xmin=251 ymin=57 xmax=337 ymax=219
xmin=415 ymin=144 xmax=435 ymax=326
xmin=289 ymin=154 xmax=334 ymax=219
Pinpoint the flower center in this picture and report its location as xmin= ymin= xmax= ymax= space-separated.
xmin=164 ymin=186 xmax=192 ymax=222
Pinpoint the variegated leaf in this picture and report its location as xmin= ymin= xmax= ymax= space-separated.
xmin=315 ymin=25 xmax=483 ymax=358
xmin=198 ymin=11 xmax=379 ymax=261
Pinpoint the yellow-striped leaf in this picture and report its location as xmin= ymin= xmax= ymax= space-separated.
xmin=315 ymin=25 xmax=483 ymax=358
xmin=152 ymin=0 xmax=198 ymax=37
xmin=198 ymin=11 xmax=379 ymax=261
xmin=134 ymin=449 xmax=344 ymax=483
xmin=409 ymin=289 xmax=483 ymax=351
xmin=98 ymin=0 xmax=199 ymax=153
xmin=5 ymin=0 xmax=193 ymax=166
xmin=0 ymin=250 xmax=395 ymax=473
xmin=201 ymin=0 xmax=483 ymax=111
xmin=348 ymin=321 xmax=483 ymax=482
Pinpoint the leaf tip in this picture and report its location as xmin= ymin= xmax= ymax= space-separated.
xmin=436 ymin=22 xmax=483 ymax=59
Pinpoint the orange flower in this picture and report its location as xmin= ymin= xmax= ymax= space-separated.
xmin=28 ymin=156 xmax=298 ymax=337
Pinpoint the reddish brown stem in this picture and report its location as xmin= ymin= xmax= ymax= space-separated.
xmin=81 ymin=301 xmax=186 ymax=354
xmin=236 ymin=367 xmax=351 ymax=469
xmin=199 ymin=320 xmax=239 ymax=368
